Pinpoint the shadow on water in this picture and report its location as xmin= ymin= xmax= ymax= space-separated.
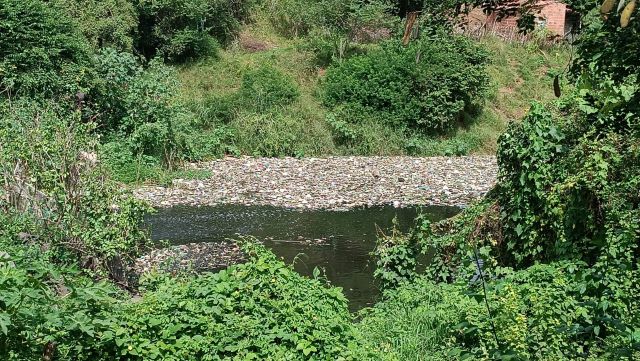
xmin=146 ymin=204 xmax=460 ymax=311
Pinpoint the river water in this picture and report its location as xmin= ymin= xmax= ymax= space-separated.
xmin=146 ymin=204 xmax=459 ymax=311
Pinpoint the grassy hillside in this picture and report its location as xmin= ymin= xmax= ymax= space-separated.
xmin=176 ymin=16 xmax=571 ymax=158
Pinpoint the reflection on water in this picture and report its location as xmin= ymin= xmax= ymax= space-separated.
xmin=146 ymin=204 xmax=459 ymax=311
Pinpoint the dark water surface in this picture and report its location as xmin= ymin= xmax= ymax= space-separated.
xmin=146 ymin=204 xmax=460 ymax=311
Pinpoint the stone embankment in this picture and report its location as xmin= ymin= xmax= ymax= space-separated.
xmin=134 ymin=156 xmax=498 ymax=210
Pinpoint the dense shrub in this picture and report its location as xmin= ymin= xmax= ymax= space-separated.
xmin=0 ymin=234 xmax=122 ymax=360
xmin=361 ymin=262 xmax=611 ymax=360
xmin=136 ymin=0 xmax=257 ymax=61
xmin=196 ymin=95 xmax=238 ymax=126
xmin=325 ymin=106 xmax=407 ymax=155
xmin=237 ymin=66 xmax=300 ymax=111
xmin=267 ymin=0 xmax=393 ymax=38
xmin=492 ymin=98 xmax=640 ymax=356
xmin=98 ymin=142 xmax=167 ymax=184
xmin=372 ymin=226 xmax=419 ymax=290
xmin=402 ymin=98 xmax=639 ymax=358
xmin=358 ymin=278 xmax=484 ymax=360
xmin=570 ymin=8 xmax=640 ymax=134
xmin=91 ymin=48 xmax=144 ymax=132
xmin=99 ymin=244 xmax=369 ymax=360
xmin=92 ymin=49 xmax=199 ymax=169
xmin=361 ymin=5 xmax=640 ymax=360
xmin=54 ymin=0 xmax=138 ymax=52
xmin=0 ymin=242 xmax=378 ymax=360
xmin=496 ymin=102 xmax=567 ymax=265
xmin=462 ymin=262 xmax=600 ymax=359
xmin=323 ymin=32 xmax=488 ymax=133
xmin=0 ymin=100 xmax=151 ymax=281
xmin=123 ymin=62 xmax=195 ymax=168
xmin=0 ymin=0 xmax=94 ymax=98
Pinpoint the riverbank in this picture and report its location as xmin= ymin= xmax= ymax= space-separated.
xmin=134 ymin=156 xmax=498 ymax=210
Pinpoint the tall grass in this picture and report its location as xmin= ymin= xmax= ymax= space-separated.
xmin=356 ymin=278 xmax=483 ymax=360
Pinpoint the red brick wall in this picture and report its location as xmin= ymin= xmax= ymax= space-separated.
xmin=465 ymin=1 xmax=567 ymax=36
xmin=539 ymin=1 xmax=567 ymax=35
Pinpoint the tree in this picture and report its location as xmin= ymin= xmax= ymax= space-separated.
xmin=0 ymin=0 xmax=93 ymax=98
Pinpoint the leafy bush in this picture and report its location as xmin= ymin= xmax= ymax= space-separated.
xmin=92 ymin=49 xmax=199 ymax=169
xmin=136 ymin=0 xmax=257 ymax=61
xmin=570 ymin=8 xmax=640 ymax=134
xmin=462 ymin=262 xmax=597 ymax=360
xmin=358 ymin=278 xmax=483 ymax=360
xmin=496 ymin=102 xmax=567 ymax=265
xmin=0 ymin=100 xmax=151 ymax=281
xmin=98 ymin=243 xmax=369 ymax=360
xmin=323 ymin=32 xmax=489 ymax=133
xmin=372 ymin=225 xmax=419 ymax=290
xmin=363 ymin=7 xmax=640 ymax=360
xmin=91 ymin=48 xmax=143 ymax=131
xmin=54 ymin=0 xmax=138 ymax=52
xmin=361 ymin=262 xmax=610 ymax=360
xmin=0 ymin=235 xmax=122 ymax=360
xmin=0 ymin=0 xmax=94 ymax=98
xmin=237 ymin=65 xmax=300 ymax=111
xmin=407 ymin=100 xmax=639 ymax=358
xmin=0 ymin=241 xmax=379 ymax=360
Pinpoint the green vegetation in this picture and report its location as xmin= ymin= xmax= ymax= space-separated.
xmin=360 ymin=3 xmax=640 ymax=360
xmin=0 ymin=0 xmax=93 ymax=97
xmin=238 ymin=65 xmax=300 ymax=111
xmin=53 ymin=0 xmax=138 ymax=52
xmin=0 ymin=0 xmax=569 ymax=183
xmin=323 ymin=32 xmax=488 ymax=133
xmin=2 ymin=0 xmax=639 ymax=359
xmin=0 ymin=100 xmax=151 ymax=281
xmin=0 ymin=0 xmax=571 ymax=183
xmin=177 ymin=21 xmax=569 ymax=161
xmin=0 ymin=237 xmax=375 ymax=359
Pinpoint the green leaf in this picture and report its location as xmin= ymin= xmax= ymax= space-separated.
xmin=0 ymin=312 xmax=10 ymax=335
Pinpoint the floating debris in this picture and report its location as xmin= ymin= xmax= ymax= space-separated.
xmin=134 ymin=241 xmax=245 ymax=274
xmin=134 ymin=156 xmax=497 ymax=210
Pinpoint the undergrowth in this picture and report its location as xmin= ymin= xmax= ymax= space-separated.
xmin=177 ymin=20 xmax=571 ymax=162
xmin=361 ymin=5 xmax=640 ymax=357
